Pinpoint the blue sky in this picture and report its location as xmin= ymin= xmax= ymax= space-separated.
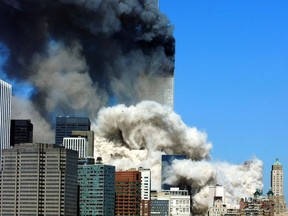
xmin=160 ymin=0 xmax=288 ymax=200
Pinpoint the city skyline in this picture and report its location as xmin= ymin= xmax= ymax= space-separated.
xmin=0 ymin=0 xmax=288 ymax=211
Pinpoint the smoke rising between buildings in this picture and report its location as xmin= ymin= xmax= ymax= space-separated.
xmin=0 ymin=0 xmax=263 ymax=215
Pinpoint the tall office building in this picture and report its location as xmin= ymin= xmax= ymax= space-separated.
xmin=271 ymin=158 xmax=287 ymax=214
xmin=115 ymin=169 xmax=142 ymax=216
xmin=10 ymin=119 xmax=33 ymax=146
xmin=55 ymin=116 xmax=91 ymax=145
xmin=161 ymin=155 xmax=187 ymax=190
xmin=0 ymin=143 xmax=78 ymax=215
xmin=0 ymin=79 xmax=12 ymax=160
xmin=78 ymin=157 xmax=115 ymax=216
xmin=139 ymin=167 xmax=151 ymax=216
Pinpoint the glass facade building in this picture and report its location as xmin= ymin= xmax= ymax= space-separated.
xmin=78 ymin=162 xmax=115 ymax=216
xmin=55 ymin=116 xmax=91 ymax=145
xmin=10 ymin=119 xmax=33 ymax=146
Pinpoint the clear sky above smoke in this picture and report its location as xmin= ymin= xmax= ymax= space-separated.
xmin=160 ymin=0 xmax=288 ymax=202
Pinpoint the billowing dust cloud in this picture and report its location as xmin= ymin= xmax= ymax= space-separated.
xmin=93 ymin=101 xmax=263 ymax=215
xmin=1 ymin=1 xmax=263 ymax=215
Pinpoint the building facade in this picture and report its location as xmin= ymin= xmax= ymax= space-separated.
xmin=139 ymin=167 xmax=151 ymax=216
xmin=55 ymin=116 xmax=90 ymax=145
xmin=271 ymin=158 xmax=287 ymax=214
xmin=161 ymin=155 xmax=187 ymax=190
xmin=10 ymin=119 xmax=33 ymax=146
xmin=62 ymin=137 xmax=88 ymax=158
xmin=71 ymin=130 xmax=94 ymax=157
xmin=115 ymin=169 xmax=142 ymax=216
xmin=78 ymin=157 xmax=115 ymax=216
xmin=0 ymin=143 xmax=78 ymax=215
xmin=0 ymin=79 xmax=12 ymax=160
xmin=208 ymin=185 xmax=227 ymax=216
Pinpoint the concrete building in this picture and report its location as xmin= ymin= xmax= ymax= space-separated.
xmin=71 ymin=130 xmax=94 ymax=157
xmin=10 ymin=119 xmax=33 ymax=146
xmin=239 ymin=190 xmax=275 ymax=216
xmin=0 ymin=143 xmax=78 ymax=215
xmin=139 ymin=167 xmax=151 ymax=216
xmin=208 ymin=185 xmax=227 ymax=216
xmin=0 ymin=79 xmax=12 ymax=160
xmin=55 ymin=116 xmax=90 ymax=145
xmin=115 ymin=169 xmax=142 ymax=216
xmin=161 ymin=154 xmax=187 ymax=190
xmin=78 ymin=157 xmax=115 ymax=216
xmin=159 ymin=187 xmax=190 ymax=216
xmin=62 ymin=137 xmax=88 ymax=158
xmin=271 ymin=158 xmax=287 ymax=214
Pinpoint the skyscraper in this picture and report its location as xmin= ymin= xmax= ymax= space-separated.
xmin=0 ymin=79 xmax=12 ymax=160
xmin=161 ymin=155 xmax=187 ymax=190
xmin=55 ymin=116 xmax=91 ymax=145
xmin=271 ymin=158 xmax=287 ymax=214
xmin=115 ymin=169 xmax=142 ymax=216
xmin=0 ymin=143 xmax=78 ymax=215
xmin=78 ymin=157 xmax=115 ymax=216
xmin=139 ymin=167 xmax=151 ymax=216
xmin=10 ymin=119 xmax=33 ymax=146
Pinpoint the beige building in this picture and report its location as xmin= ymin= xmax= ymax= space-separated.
xmin=0 ymin=143 xmax=78 ymax=216
xmin=208 ymin=185 xmax=227 ymax=216
xmin=271 ymin=159 xmax=287 ymax=214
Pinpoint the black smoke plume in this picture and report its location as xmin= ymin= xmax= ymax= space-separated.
xmin=0 ymin=0 xmax=174 ymax=121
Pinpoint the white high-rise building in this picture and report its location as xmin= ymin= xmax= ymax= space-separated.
xmin=0 ymin=79 xmax=12 ymax=160
xmin=139 ymin=167 xmax=151 ymax=216
xmin=62 ymin=137 xmax=88 ymax=158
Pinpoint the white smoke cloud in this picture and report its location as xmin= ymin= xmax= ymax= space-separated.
xmin=164 ymin=158 xmax=263 ymax=214
xmin=92 ymin=101 xmax=263 ymax=215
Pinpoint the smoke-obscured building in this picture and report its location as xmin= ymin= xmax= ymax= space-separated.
xmin=0 ymin=79 xmax=11 ymax=161
xmin=0 ymin=143 xmax=78 ymax=215
xmin=55 ymin=116 xmax=91 ymax=145
xmin=208 ymin=185 xmax=227 ymax=216
xmin=10 ymin=119 xmax=33 ymax=146
xmin=271 ymin=158 xmax=287 ymax=214
xmin=139 ymin=167 xmax=151 ymax=216
xmin=161 ymin=154 xmax=187 ymax=190
xmin=115 ymin=169 xmax=142 ymax=216
xmin=78 ymin=157 xmax=115 ymax=216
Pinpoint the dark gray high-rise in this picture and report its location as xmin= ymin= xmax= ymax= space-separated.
xmin=10 ymin=119 xmax=33 ymax=146
xmin=55 ymin=116 xmax=91 ymax=145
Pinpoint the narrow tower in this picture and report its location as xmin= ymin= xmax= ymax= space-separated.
xmin=271 ymin=158 xmax=287 ymax=214
xmin=0 ymin=79 xmax=12 ymax=161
